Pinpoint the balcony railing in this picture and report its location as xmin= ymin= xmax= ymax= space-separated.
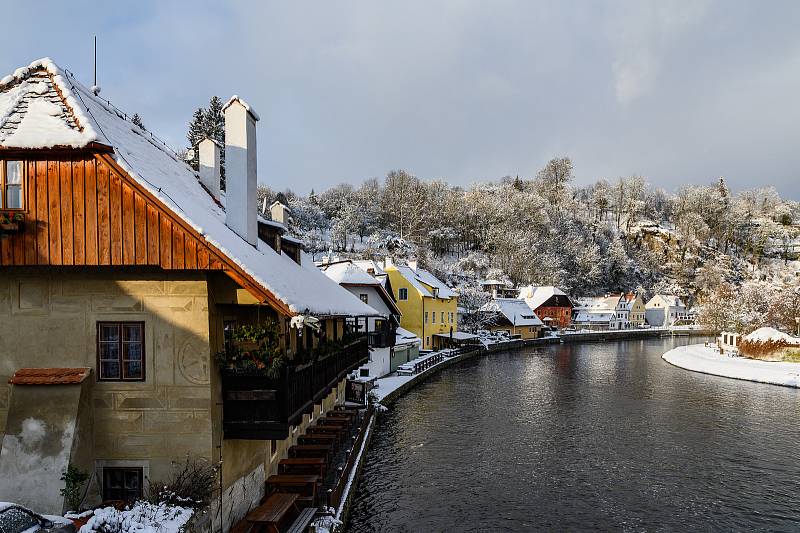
xmin=222 ymin=336 xmax=369 ymax=440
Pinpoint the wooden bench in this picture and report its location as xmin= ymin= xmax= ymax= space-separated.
xmin=289 ymin=443 xmax=333 ymax=461
xmin=317 ymin=418 xmax=350 ymax=431
xmin=266 ymin=474 xmax=320 ymax=507
xmin=298 ymin=433 xmax=337 ymax=447
xmin=245 ymin=492 xmax=299 ymax=533
xmin=279 ymin=457 xmax=327 ymax=478
xmin=306 ymin=425 xmax=347 ymax=438
xmin=287 ymin=507 xmax=317 ymax=533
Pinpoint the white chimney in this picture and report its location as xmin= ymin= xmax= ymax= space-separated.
xmin=198 ymin=138 xmax=221 ymax=201
xmin=270 ymin=201 xmax=291 ymax=226
xmin=408 ymin=258 xmax=418 ymax=271
xmin=223 ymin=95 xmax=259 ymax=246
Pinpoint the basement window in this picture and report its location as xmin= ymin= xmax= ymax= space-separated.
xmin=103 ymin=467 xmax=143 ymax=502
xmin=0 ymin=160 xmax=24 ymax=210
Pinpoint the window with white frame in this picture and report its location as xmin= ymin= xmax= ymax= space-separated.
xmin=1 ymin=160 xmax=24 ymax=210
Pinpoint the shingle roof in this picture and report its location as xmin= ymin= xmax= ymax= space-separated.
xmin=9 ymin=368 xmax=91 ymax=385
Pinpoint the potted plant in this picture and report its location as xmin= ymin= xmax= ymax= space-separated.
xmin=0 ymin=212 xmax=24 ymax=234
xmin=216 ymin=322 xmax=286 ymax=380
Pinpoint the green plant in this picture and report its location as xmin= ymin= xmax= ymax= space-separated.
xmin=60 ymin=464 xmax=89 ymax=512
xmin=216 ymin=321 xmax=286 ymax=378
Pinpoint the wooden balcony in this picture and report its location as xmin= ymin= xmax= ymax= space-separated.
xmin=222 ymin=337 xmax=369 ymax=440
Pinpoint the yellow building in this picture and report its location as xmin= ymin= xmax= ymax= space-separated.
xmin=384 ymin=261 xmax=458 ymax=350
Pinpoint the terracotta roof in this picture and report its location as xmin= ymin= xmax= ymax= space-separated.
xmin=9 ymin=367 xmax=91 ymax=385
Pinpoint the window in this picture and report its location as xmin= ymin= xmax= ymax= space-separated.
xmin=432 ymin=312 xmax=436 ymax=324
xmin=424 ymin=312 xmax=428 ymax=324
xmin=398 ymin=288 xmax=408 ymax=301
xmin=103 ymin=467 xmax=143 ymax=502
xmin=270 ymin=440 xmax=277 ymax=457
xmin=426 ymin=336 xmax=430 ymax=346
xmin=97 ymin=322 xmax=145 ymax=381
xmin=0 ymin=160 xmax=24 ymax=210
xmin=359 ymin=293 xmax=368 ymax=304
xmin=441 ymin=312 xmax=445 ymax=323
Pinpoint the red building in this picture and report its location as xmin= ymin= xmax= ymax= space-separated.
xmin=518 ymin=286 xmax=574 ymax=329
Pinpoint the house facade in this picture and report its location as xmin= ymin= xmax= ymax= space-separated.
xmin=384 ymin=260 xmax=458 ymax=350
xmin=517 ymin=286 xmax=573 ymax=329
xmin=625 ymin=292 xmax=647 ymax=327
xmin=0 ymin=59 xmax=374 ymax=526
xmin=478 ymin=298 xmax=544 ymax=339
xmin=645 ymin=294 xmax=689 ymax=327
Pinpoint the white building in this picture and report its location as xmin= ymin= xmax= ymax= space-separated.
xmin=645 ymin=294 xmax=689 ymax=327
xmin=573 ymin=294 xmax=624 ymax=330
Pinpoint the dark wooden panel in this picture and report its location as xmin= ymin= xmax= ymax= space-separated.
xmin=134 ymin=193 xmax=147 ymax=265
xmin=172 ymin=227 xmax=185 ymax=269
xmin=47 ymin=160 xmax=62 ymax=265
xmin=23 ymin=160 xmax=38 ymax=264
xmin=84 ymin=158 xmax=98 ymax=265
xmin=109 ymin=172 xmax=123 ymax=265
xmin=121 ymin=182 xmax=135 ymax=263
xmin=35 ymin=160 xmax=49 ymax=263
xmin=96 ymin=161 xmax=111 ymax=265
xmin=147 ymin=205 xmax=159 ymax=265
xmin=59 ymin=159 xmax=73 ymax=265
xmin=160 ymin=217 xmax=172 ymax=269
xmin=72 ymin=158 xmax=85 ymax=264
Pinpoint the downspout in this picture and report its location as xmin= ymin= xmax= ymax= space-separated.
xmin=422 ymin=296 xmax=426 ymax=350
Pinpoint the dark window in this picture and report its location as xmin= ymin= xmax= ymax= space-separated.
xmin=97 ymin=322 xmax=145 ymax=381
xmin=398 ymin=288 xmax=408 ymax=301
xmin=270 ymin=440 xmax=276 ymax=456
xmin=0 ymin=160 xmax=24 ymax=210
xmin=103 ymin=467 xmax=143 ymax=502
xmin=359 ymin=293 xmax=368 ymax=304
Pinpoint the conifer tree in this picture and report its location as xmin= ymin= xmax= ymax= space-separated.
xmin=186 ymin=108 xmax=206 ymax=171
xmin=131 ymin=113 xmax=145 ymax=130
xmin=204 ymin=96 xmax=226 ymax=188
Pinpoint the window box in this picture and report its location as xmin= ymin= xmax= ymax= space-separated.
xmin=0 ymin=213 xmax=24 ymax=235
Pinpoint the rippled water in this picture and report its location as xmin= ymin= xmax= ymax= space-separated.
xmin=347 ymin=337 xmax=800 ymax=532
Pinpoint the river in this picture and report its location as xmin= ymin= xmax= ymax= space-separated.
xmin=346 ymin=337 xmax=800 ymax=532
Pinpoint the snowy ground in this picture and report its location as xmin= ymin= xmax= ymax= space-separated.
xmin=662 ymin=344 xmax=800 ymax=388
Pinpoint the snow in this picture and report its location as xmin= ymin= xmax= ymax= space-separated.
xmin=395 ymin=326 xmax=421 ymax=346
xmin=743 ymin=327 xmax=800 ymax=345
xmin=0 ymin=58 xmax=376 ymax=318
xmin=662 ymin=344 xmax=800 ymax=388
xmin=5 ymin=97 xmax=87 ymax=148
xmin=79 ymin=503 xmax=193 ymax=533
xmin=518 ymin=286 xmax=571 ymax=311
xmin=320 ymin=261 xmax=381 ymax=286
xmin=221 ymin=95 xmax=260 ymax=121
xmin=394 ymin=264 xmax=456 ymax=299
xmin=479 ymin=298 xmax=543 ymax=326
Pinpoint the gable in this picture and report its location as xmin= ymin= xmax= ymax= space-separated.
xmin=0 ymin=151 xmax=290 ymax=314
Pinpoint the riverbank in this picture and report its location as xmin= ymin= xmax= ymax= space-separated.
xmin=662 ymin=344 xmax=800 ymax=388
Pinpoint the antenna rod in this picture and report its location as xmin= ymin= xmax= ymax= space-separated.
xmin=93 ymin=35 xmax=97 ymax=87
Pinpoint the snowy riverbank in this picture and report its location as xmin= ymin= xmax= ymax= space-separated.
xmin=662 ymin=344 xmax=800 ymax=388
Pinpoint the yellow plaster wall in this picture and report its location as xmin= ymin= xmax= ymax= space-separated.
xmin=0 ymin=270 xmax=214 ymax=486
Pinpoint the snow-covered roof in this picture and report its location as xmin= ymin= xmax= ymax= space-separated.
xmin=646 ymin=294 xmax=686 ymax=309
xmin=222 ymin=95 xmax=260 ymax=120
xmin=479 ymin=298 xmax=543 ymax=326
xmin=396 ymin=326 xmax=421 ymax=346
xmin=0 ymin=58 xmax=374 ymax=317
xmin=743 ymin=327 xmax=800 ymax=345
xmin=352 ymin=260 xmax=387 ymax=277
xmin=480 ymin=279 xmax=511 ymax=287
xmin=573 ymin=311 xmax=615 ymax=323
xmin=573 ymin=295 xmax=621 ymax=312
xmin=394 ymin=264 xmax=456 ymax=299
xmin=320 ymin=261 xmax=381 ymax=286
xmin=517 ymin=285 xmax=572 ymax=310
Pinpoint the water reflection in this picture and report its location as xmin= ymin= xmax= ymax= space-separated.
xmin=347 ymin=337 xmax=800 ymax=532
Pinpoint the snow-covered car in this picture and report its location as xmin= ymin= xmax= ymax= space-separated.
xmin=0 ymin=503 xmax=76 ymax=533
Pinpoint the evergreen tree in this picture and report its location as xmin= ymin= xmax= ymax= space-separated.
xmin=203 ymin=96 xmax=226 ymax=189
xmin=186 ymin=108 xmax=206 ymax=171
xmin=131 ymin=113 xmax=145 ymax=130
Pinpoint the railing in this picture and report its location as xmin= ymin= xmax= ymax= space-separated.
xmin=326 ymin=404 xmax=374 ymax=510
xmin=222 ymin=336 xmax=369 ymax=440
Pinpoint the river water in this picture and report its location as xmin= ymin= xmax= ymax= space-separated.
xmin=347 ymin=337 xmax=800 ymax=532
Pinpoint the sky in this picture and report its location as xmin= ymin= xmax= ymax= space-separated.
xmin=1 ymin=1 xmax=799 ymax=199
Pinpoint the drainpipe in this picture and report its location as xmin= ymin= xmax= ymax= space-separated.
xmin=422 ymin=297 xmax=426 ymax=350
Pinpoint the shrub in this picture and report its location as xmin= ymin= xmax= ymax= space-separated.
xmin=147 ymin=457 xmax=220 ymax=509
xmin=60 ymin=464 xmax=89 ymax=512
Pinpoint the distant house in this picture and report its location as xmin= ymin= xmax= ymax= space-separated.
xmin=572 ymin=295 xmax=621 ymax=330
xmin=478 ymin=298 xmax=544 ymax=339
xmin=384 ymin=259 xmax=460 ymax=350
xmin=645 ymin=294 xmax=689 ymax=327
xmin=320 ymin=259 xmax=407 ymax=377
xmin=517 ymin=286 xmax=574 ymax=329
xmin=479 ymin=279 xmax=517 ymax=298
xmin=625 ymin=292 xmax=647 ymax=327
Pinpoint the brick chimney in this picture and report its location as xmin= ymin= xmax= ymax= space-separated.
xmin=198 ymin=138 xmax=220 ymax=202
xmin=223 ymin=96 xmax=259 ymax=246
